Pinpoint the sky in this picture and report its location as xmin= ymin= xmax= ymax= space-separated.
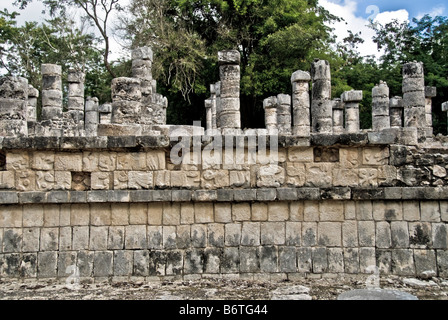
xmin=1 ymin=0 xmax=447 ymax=59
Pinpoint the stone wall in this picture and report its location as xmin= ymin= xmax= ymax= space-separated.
xmin=0 ymin=137 xmax=447 ymax=281
xmin=1 ymin=48 xmax=448 ymax=282
xmin=0 ymin=199 xmax=447 ymax=281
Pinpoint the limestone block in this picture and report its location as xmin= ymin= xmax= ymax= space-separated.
xmin=256 ymin=164 xmax=285 ymax=188
xmin=176 ymin=225 xmax=191 ymax=249
xmin=218 ymin=50 xmax=241 ymax=65
xmin=88 ymin=226 xmax=108 ymax=250
xmin=342 ymin=221 xmax=358 ymax=248
xmin=22 ymin=228 xmax=40 ymax=252
xmin=318 ymin=222 xmax=342 ymax=247
xmin=229 ymin=171 xmax=250 ymax=188
xmin=128 ymin=171 xmax=153 ymax=190
xmin=341 ymin=90 xmax=363 ymax=102
xmin=267 ymin=202 xmax=289 ymax=222
xmin=39 ymin=227 xmax=59 ymax=251
xmin=91 ymin=172 xmax=111 ymax=190
xmin=302 ymin=222 xmax=317 ymax=247
xmin=391 ymin=249 xmax=415 ymax=276
xmin=54 ymin=153 xmax=82 ymax=172
xmin=409 ymin=222 xmax=432 ymax=248
xmin=333 ymin=169 xmax=359 ymax=187
xmin=0 ymin=99 xmax=27 ymax=120
xmin=146 ymin=226 xmax=162 ymax=249
xmin=37 ymin=251 xmax=58 ymax=278
xmin=241 ymin=222 xmax=260 ymax=246
xmin=432 ymin=223 xmax=448 ymax=249
xmin=202 ymin=170 xmax=230 ymax=189
xmin=286 ymin=163 xmax=306 ymax=187
xmin=125 ymin=225 xmax=147 ymax=249
xmin=358 ymin=221 xmax=375 ymax=247
xmin=376 ymin=221 xmax=392 ymax=249
xmin=112 ymin=171 xmax=127 ymax=190
xmin=98 ymin=153 xmax=117 ymax=172
xmin=35 ymin=171 xmax=55 ymax=191
xmin=288 ymin=147 xmax=313 ymax=162
xmin=90 ymin=203 xmax=111 ymax=226
xmin=420 ymin=201 xmax=441 ymax=222
xmin=106 ymin=226 xmax=124 ymax=250
xmin=225 ymin=223 xmax=242 ymax=247
xmin=0 ymin=171 xmax=15 ymax=189
xmin=291 ymin=70 xmax=311 ymax=83
xmin=215 ymin=203 xmax=231 ymax=223
xmin=319 ymin=201 xmax=344 ymax=221
xmin=261 ymin=222 xmax=285 ymax=245
xmin=305 ymin=163 xmax=333 ymax=187
xmin=312 ymin=247 xmax=328 ymax=273
xmin=178 ymin=203 xmax=194 ymax=225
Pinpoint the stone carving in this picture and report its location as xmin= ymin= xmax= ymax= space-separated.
xmin=113 ymin=171 xmax=128 ymax=190
xmin=91 ymin=172 xmax=111 ymax=190
xmin=257 ymin=164 xmax=285 ymax=188
xmin=128 ymin=171 xmax=153 ymax=189
xmin=229 ymin=171 xmax=250 ymax=188
xmin=202 ymin=170 xmax=229 ymax=189
xmin=286 ymin=163 xmax=306 ymax=187
xmin=32 ymin=152 xmax=55 ymax=171
xmin=36 ymin=171 xmax=55 ymax=191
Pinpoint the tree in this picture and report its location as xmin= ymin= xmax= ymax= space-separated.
xmin=14 ymin=0 xmax=123 ymax=78
xmin=371 ymin=15 xmax=448 ymax=134
xmin=121 ymin=0 xmax=339 ymax=128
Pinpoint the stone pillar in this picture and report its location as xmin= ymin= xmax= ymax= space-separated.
xmin=263 ymin=96 xmax=278 ymax=135
xmin=27 ymin=84 xmax=39 ymax=122
xmin=41 ymin=64 xmax=63 ymax=121
xmin=402 ymin=62 xmax=427 ymax=138
xmin=277 ymin=94 xmax=292 ymax=135
xmin=0 ymin=76 xmax=29 ymax=137
xmin=111 ymin=77 xmax=142 ymax=124
xmin=99 ymin=104 xmax=112 ymax=124
xmin=443 ymin=102 xmax=448 ymax=134
xmin=132 ymin=47 xmax=154 ymax=125
xmin=311 ymin=59 xmax=332 ymax=134
xmin=210 ymin=84 xmax=217 ymax=130
xmin=291 ymin=70 xmax=311 ymax=136
xmin=425 ymin=86 xmax=436 ymax=136
xmin=389 ymin=96 xmax=404 ymax=128
xmin=85 ymin=97 xmax=99 ymax=136
xmin=215 ymin=81 xmax=222 ymax=128
xmin=372 ymin=81 xmax=390 ymax=131
xmin=332 ymin=99 xmax=344 ymax=134
xmin=67 ymin=70 xmax=85 ymax=113
xmin=205 ymin=99 xmax=213 ymax=131
xmin=218 ymin=50 xmax=241 ymax=131
xmin=342 ymin=90 xmax=363 ymax=133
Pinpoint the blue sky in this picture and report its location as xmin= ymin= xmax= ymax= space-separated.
xmin=1 ymin=0 xmax=447 ymax=59
xmin=321 ymin=0 xmax=447 ymax=57
xmin=352 ymin=0 xmax=446 ymax=20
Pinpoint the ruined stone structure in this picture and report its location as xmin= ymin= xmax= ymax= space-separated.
xmin=0 ymin=48 xmax=448 ymax=283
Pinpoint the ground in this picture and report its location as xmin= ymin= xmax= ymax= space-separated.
xmin=0 ymin=275 xmax=447 ymax=301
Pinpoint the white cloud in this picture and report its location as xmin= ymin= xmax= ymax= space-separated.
xmin=320 ymin=0 xmax=410 ymax=58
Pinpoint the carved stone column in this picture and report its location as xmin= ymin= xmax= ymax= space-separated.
xmin=311 ymin=59 xmax=332 ymax=134
xmin=218 ymin=50 xmax=241 ymax=131
xmin=402 ymin=62 xmax=427 ymax=139
xmin=389 ymin=96 xmax=404 ymax=128
xmin=342 ymin=90 xmax=363 ymax=133
xmin=372 ymin=81 xmax=390 ymax=131
xmin=291 ymin=70 xmax=311 ymax=136
xmin=0 ymin=76 xmax=29 ymax=136
xmin=332 ymin=99 xmax=344 ymax=134
xmin=41 ymin=64 xmax=63 ymax=121
xmin=263 ymin=96 xmax=278 ymax=135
